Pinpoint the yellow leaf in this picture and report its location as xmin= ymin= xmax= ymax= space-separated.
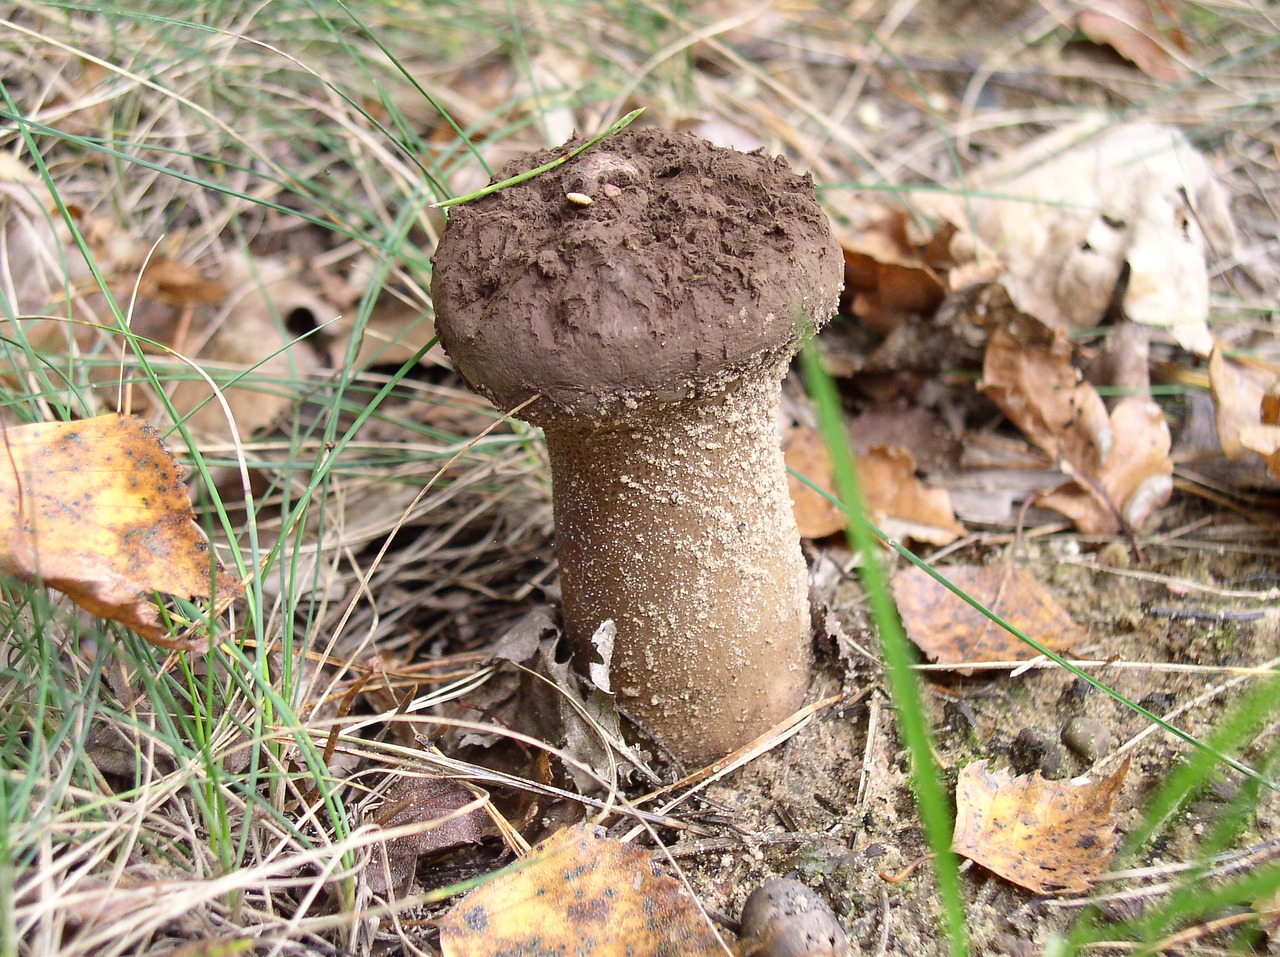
xmin=437 ymin=823 xmax=725 ymax=957
xmin=0 ymin=414 xmax=241 ymax=651
xmin=952 ymin=759 xmax=1129 ymax=894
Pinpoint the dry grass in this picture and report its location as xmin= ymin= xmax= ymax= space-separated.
xmin=1 ymin=1 xmax=1279 ymax=955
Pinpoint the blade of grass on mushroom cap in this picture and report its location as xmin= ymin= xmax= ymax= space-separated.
xmin=798 ymin=337 xmax=969 ymax=957
xmin=431 ymin=108 xmax=647 ymax=208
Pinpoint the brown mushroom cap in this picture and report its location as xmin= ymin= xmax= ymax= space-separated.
xmin=430 ymin=126 xmax=843 ymax=424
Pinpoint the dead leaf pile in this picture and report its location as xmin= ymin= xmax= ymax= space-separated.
xmin=943 ymin=118 xmax=1236 ymax=356
xmin=979 ymin=308 xmax=1173 ymax=534
xmin=0 ymin=414 xmax=241 ymax=650
xmin=831 ymin=118 xmax=1251 ymax=532
xmin=0 ymin=160 xmax=435 ymax=447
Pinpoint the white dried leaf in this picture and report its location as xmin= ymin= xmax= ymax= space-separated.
xmin=588 ymin=618 xmax=616 ymax=694
xmin=950 ymin=118 xmax=1237 ymax=355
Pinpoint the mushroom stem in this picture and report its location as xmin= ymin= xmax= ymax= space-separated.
xmin=544 ymin=361 xmax=812 ymax=765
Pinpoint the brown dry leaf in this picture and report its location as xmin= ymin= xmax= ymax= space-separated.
xmin=1238 ymin=423 xmax=1280 ymax=481
xmin=1076 ymin=0 xmax=1191 ymax=82
xmin=0 ymin=414 xmax=240 ymax=651
xmin=891 ymin=564 xmax=1084 ymax=671
xmin=1208 ymin=347 xmax=1264 ymax=460
xmin=437 ymin=823 xmax=724 ymax=957
xmin=981 ymin=315 xmax=1171 ymax=533
xmin=363 ymin=775 xmax=486 ymax=897
xmin=859 ymin=445 xmax=964 ymax=546
xmin=839 ymin=210 xmax=949 ymax=334
xmin=0 ymin=168 xmax=344 ymax=446
xmin=1038 ymin=397 xmax=1173 ymax=534
xmin=133 ymin=255 xmax=227 ymax=307
xmin=785 ymin=426 xmax=845 ymax=539
xmin=952 ymin=758 xmax=1130 ymax=894
xmin=980 ymin=315 xmax=1111 ymax=475
xmin=1240 ymin=377 xmax=1280 ymax=480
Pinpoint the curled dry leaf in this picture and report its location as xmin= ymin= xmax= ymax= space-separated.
xmin=0 ymin=414 xmax=241 ymax=650
xmin=927 ymin=119 xmax=1236 ymax=355
xmin=437 ymin=823 xmax=724 ymax=957
xmin=1038 ymin=397 xmax=1173 ymax=535
xmin=860 ymin=445 xmax=964 ymax=546
xmin=363 ymin=775 xmax=486 ymax=898
xmin=980 ymin=313 xmax=1111 ymax=476
xmin=981 ymin=312 xmax=1172 ymax=533
xmin=1209 ymin=347 xmax=1280 ymax=481
xmin=0 ymin=164 xmax=432 ymax=448
xmin=1239 ymin=419 xmax=1280 ymax=482
xmin=952 ymin=758 xmax=1130 ymax=895
xmin=785 ymin=426 xmax=845 ymax=539
xmin=891 ymin=564 xmax=1084 ymax=672
xmin=838 ymin=210 xmax=949 ymax=334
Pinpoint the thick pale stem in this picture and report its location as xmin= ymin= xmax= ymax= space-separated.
xmin=543 ymin=364 xmax=812 ymax=764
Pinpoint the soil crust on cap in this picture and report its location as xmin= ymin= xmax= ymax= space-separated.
xmin=431 ymin=126 xmax=843 ymax=422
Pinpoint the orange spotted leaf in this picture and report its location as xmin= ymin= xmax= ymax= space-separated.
xmin=0 ymin=414 xmax=240 ymax=651
xmin=892 ymin=564 xmax=1084 ymax=671
xmin=437 ymin=823 xmax=725 ymax=957
xmin=952 ymin=759 xmax=1129 ymax=894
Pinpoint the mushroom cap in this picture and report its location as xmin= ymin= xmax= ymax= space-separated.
xmin=430 ymin=126 xmax=843 ymax=425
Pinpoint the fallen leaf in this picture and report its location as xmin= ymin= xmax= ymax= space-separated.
xmin=0 ymin=170 xmax=346 ymax=447
xmin=1209 ymin=347 xmax=1278 ymax=461
xmin=980 ymin=314 xmax=1111 ymax=476
xmin=929 ymin=119 xmax=1236 ymax=355
xmin=436 ymin=823 xmax=725 ymax=957
xmin=133 ymin=256 xmax=227 ymax=307
xmin=981 ymin=314 xmax=1172 ymax=533
xmin=1038 ymin=397 xmax=1173 ymax=534
xmin=848 ymin=404 xmax=961 ymax=475
xmin=164 ymin=253 xmax=331 ymax=443
xmin=952 ymin=758 xmax=1129 ymax=894
xmin=839 ymin=209 xmax=949 ymax=334
xmin=1238 ymin=423 xmax=1280 ymax=482
xmin=0 ymin=414 xmax=241 ymax=650
xmin=891 ymin=564 xmax=1084 ymax=671
xmin=785 ymin=426 xmax=845 ymax=539
xmin=1076 ymin=0 xmax=1191 ymax=82
xmin=363 ymin=775 xmax=486 ymax=897
xmin=860 ymin=445 xmax=965 ymax=546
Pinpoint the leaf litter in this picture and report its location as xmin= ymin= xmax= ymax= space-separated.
xmin=3 ymin=4 xmax=1280 ymax=957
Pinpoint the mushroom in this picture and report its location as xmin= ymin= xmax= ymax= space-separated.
xmin=430 ymin=126 xmax=842 ymax=764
